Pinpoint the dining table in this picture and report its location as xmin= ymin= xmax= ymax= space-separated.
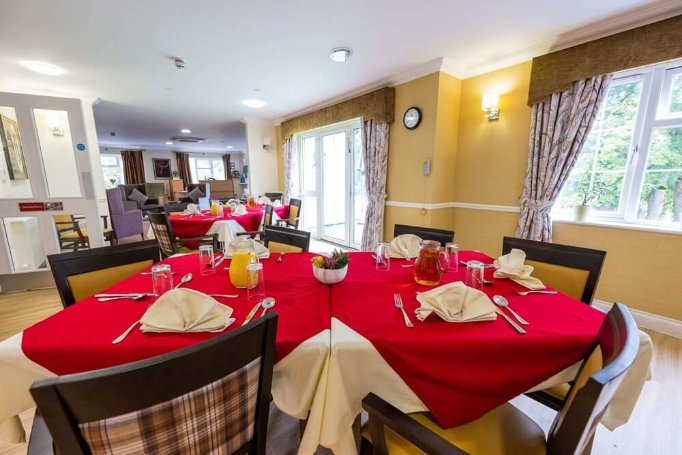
xmin=146 ymin=204 xmax=290 ymax=246
xmin=0 ymin=250 xmax=652 ymax=455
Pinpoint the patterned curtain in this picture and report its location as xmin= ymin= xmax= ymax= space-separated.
xmin=516 ymin=74 xmax=612 ymax=241
xmin=120 ymin=150 xmax=145 ymax=185
xmin=175 ymin=152 xmax=192 ymax=189
xmin=282 ymin=136 xmax=294 ymax=203
xmin=361 ymin=120 xmax=390 ymax=251
xmin=222 ymin=154 xmax=232 ymax=180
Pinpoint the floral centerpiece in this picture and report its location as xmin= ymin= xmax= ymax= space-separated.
xmin=311 ymin=249 xmax=350 ymax=284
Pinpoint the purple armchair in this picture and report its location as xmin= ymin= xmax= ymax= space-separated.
xmin=106 ymin=188 xmax=145 ymax=243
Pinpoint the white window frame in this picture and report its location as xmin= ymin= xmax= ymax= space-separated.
xmin=555 ymin=58 xmax=682 ymax=228
xmin=189 ymin=156 xmax=225 ymax=183
xmin=100 ymin=153 xmax=124 ymax=188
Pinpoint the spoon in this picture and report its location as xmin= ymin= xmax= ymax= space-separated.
xmin=98 ymin=293 xmax=148 ymax=302
xmin=400 ymin=264 xmax=415 ymax=268
xmin=276 ymin=253 xmax=285 ymax=263
xmin=175 ymin=273 xmax=192 ymax=289
xmin=209 ymin=294 xmax=240 ymax=298
xmin=259 ymin=297 xmax=276 ymax=317
xmin=517 ymin=290 xmax=558 ymax=295
xmin=492 ymin=295 xmax=529 ymax=325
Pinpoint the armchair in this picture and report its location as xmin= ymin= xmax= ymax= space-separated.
xmin=106 ymin=188 xmax=145 ymax=244
xmin=118 ymin=184 xmax=163 ymax=214
xmin=180 ymin=183 xmax=211 ymax=210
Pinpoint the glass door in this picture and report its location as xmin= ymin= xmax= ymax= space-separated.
xmin=294 ymin=119 xmax=364 ymax=248
xmin=0 ymin=92 xmax=102 ymax=280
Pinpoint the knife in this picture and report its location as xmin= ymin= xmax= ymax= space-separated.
xmin=214 ymin=255 xmax=226 ymax=267
xmin=242 ymin=301 xmax=263 ymax=326
xmin=495 ymin=308 xmax=526 ymax=334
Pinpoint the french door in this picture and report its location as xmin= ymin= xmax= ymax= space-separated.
xmin=295 ymin=120 xmax=365 ymax=248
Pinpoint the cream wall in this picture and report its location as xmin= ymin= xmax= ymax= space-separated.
xmin=244 ymin=118 xmax=278 ymax=197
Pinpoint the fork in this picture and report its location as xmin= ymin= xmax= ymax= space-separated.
xmin=393 ymin=293 xmax=414 ymax=328
xmin=517 ymin=290 xmax=558 ymax=295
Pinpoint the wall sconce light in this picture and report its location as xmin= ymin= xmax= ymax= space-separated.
xmin=47 ymin=116 xmax=64 ymax=136
xmin=481 ymin=93 xmax=500 ymax=121
xmin=262 ymin=136 xmax=272 ymax=151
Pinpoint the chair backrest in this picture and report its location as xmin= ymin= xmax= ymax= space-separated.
xmin=263 ymin=204 xmax=274 ymax=228
xmin=148 ymin=212 xmax=178 ymax=258
xmin=264 ymin=225 xmax=310 ymax=253
xmin=393 ymin=224 xmax=454 ymax=247
xmin=105 ymin=188 xmax=125 ymax=215
xmin=286 ymin=198 xmax=302 ymax=229
xmin=165 ymin=202 xmax=188 ymax=214
xmin=30 ymin=313 xmax=277 ymax=455
xmin=47 ymin=240 xmax=160 ymax=307
xmin=547 ymin=303 xmax=638 ymax=455
xmin=502 ymin=237 xmax=606 ymax=304
xmin=265 ymin=192 xmax=283 ymax=200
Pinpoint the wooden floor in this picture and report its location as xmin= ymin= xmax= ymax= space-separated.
xmin=0 ymin=288 xmax=680 ymax=454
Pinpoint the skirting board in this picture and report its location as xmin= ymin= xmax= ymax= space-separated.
xmin=592 ymin=299 xmax=682 ymax=339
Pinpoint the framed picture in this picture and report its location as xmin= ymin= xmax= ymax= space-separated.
xmin=152 ymin=158 xmax=172 ymax=179
xmin=0 ymin=114 xmax=28 ymax=180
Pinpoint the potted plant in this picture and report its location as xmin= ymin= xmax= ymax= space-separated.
xmin=574 ymin=174 xmax=605 ymax=221
xmin=311 ymin=249 xmax=350 ymax=285
xmin=172 ymin=170 xmax=180 ymax=179
xmin=646 ymin=184 xmax=668 ymax=220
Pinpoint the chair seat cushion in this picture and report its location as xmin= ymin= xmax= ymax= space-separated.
xmin=61 ymin=228 xmax=112 ymax=239
xmin=544 ymin=383 xmax=570 ymax=400
xmin=363 ymin=403 xmax=546 ymax=455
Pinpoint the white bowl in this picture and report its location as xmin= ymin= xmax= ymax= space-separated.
xmin=312 ymin=265 xmax=348 ymax=285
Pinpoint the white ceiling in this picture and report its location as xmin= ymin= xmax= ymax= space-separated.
xmin=0 ymin=0 xmax=679 ymax=154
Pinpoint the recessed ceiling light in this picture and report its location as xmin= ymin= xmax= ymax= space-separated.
xmin=226 ymin=145 xmax=234 ymax=149
xmin=330 ymin=47 xmax=352 ymax=63
xmin=180 ymin=128 xmax=191 ymax=134
xmin=242 ymin=99 xmax=266 ymax=109
xmin=20 ymin=61 xmax=65 ymax=76
xmin=165 ymin=141 xmax=173 ymax=145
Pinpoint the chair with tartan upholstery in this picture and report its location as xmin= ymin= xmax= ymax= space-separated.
xmin=29 ymin=313 xmax=277 ymax=455
xmin=148 ymin=212 xmax=218 ymax=258
xmin=277 ymin=198 xmax=302 ymax=229
xmin=361 ymin=303 xmax=638 ymax=455
xmin=53 ymin=215 xmax=114 ymax=251
xmin=47 ymin=240 xmax=160 ymax=308
xmin=501 ymin=237 xmax=607 ymax=411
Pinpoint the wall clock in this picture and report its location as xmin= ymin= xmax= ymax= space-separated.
xmin=403 ymin=107 xmax=422 ymax=130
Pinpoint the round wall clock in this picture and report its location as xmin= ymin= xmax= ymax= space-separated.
xmin=403 ymin=107 xmax=422 ymax=130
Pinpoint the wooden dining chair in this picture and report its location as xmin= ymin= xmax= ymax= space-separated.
xmin=277 ymin=198 xmax=302 ymax=229
xmin=47 ymin=240 xmax=161 ymax=308
xmin=361 ymin=303 xmax=638 ymax=455
xmin=264 ymin=225 xmax=311 ymax=253
xmin=393 ymin=224 xmax=454 ymax=247
xmin=147 ymin=212 xmax=218 ymax=258
xmin=53 ymin=215 xmax=114 ymax=251
xmin=502 ymin=237 xmax=606 ymax=305
xmin=29 ymin=313 xmax=277 ymax=455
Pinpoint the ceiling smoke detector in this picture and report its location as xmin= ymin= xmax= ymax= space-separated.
xmin=171 ymin=136 xmax=207 ymax=143
xmin=173 ymin=57 xmax=185 ymax=69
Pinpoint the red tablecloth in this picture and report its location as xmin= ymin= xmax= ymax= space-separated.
xmin=22 ymin=253 xmax=329 ymax=375
xmin=330 ymin=251 xmax=605 ymax=428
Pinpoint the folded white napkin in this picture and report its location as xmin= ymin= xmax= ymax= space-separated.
xmin=233 ymin=204 xmax=247 ymax=216
xmin=273 ymin=200 xmax=282 ymax=207
xmin=258 ymin=196 xmax=272 ymax=205
xmin=184 ymin=203 xmax=200 ymax=215
xmin=140 ymin=289 xmax=235 ymax=333
xmin=225 ymin=238 xmax=270 ymax=259
xmin=389 ymin=234 xmax=422 ymax=259
xmin=493 ymin=249 xmax=545 ymax=290
xmin=415 ymin=282 xmax=497 ymax=322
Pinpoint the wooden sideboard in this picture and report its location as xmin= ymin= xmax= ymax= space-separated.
xmin=200 ymin=179 xmax=235 ymax=199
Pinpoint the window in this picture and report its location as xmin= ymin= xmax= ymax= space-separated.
xmin=189 ymin=157 xmax=224 ymax=182
xmin=556 ymin=60 xmax=682 ymax=226
xmin=100 ymin=154 xmax=124 ymax=188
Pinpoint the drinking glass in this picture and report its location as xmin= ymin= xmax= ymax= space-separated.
xmin=375 ymin=242 xmax=391 ymax=271
xmin=246 ymin=263 xmax=266 ymax=304
xmin=199 ymin=244 xmax=216 ymax=276
xmin=445 ymin=242 xmax=459 ymax=272
xmin=152 ymin=264 xmax=173 ymax=297
xmin=464 ymin=260 xmax=484 ymax=290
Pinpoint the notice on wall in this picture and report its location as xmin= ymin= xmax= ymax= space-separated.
xmin=18 ymin=202 xmax=64 ymax=212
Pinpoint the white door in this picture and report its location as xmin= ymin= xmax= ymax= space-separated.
xmin=295 ymin=120 xmax=365 ymax=248
xmin=0 ymin=92 xmax=102 ymax=280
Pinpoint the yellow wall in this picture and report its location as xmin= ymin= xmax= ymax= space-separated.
xmin=275 ymin=125 xmax=283 ymax=191
xmin=452 ymin=61 xmax=682 ymax=321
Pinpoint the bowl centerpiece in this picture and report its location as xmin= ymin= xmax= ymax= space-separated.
xmin=312 ymin=249 xmax=349 ymax=285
